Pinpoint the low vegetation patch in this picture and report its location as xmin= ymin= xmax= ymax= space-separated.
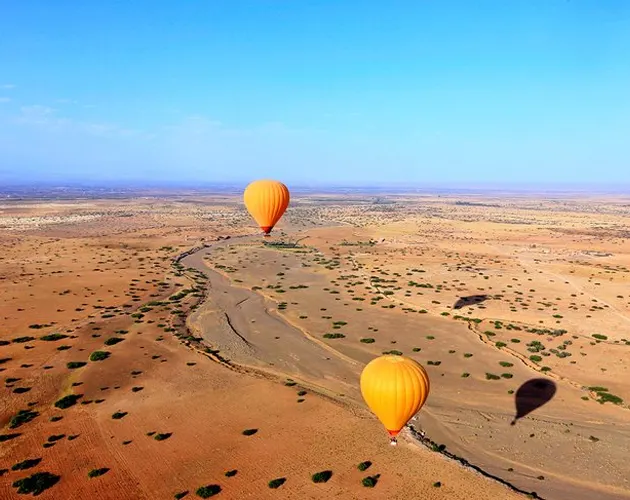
xmin=88 ymin=468 xmax=110 ymax=478
xmin=40 ymin=333 xmax=69 ymax=341
xmin=104 ymin=337 xmax=124 ymax=346
xmin=9 ymin=410 xmax=39 ymax=429
xmin=357 ymin=461 xmax=372 ymax=471
xmin=362 ymin=474 xmax=381 ymax=488
xmin=67 ymin=361 xmax=87 ymax=369
xmin=55 ymin=394 xmax=82 ymax=409
xmin=268 ymin=477 xmax=286 ymax=489
xmin=90 ymin=351 xmax=110 ymax=362
xmin=195 ymin=484 xmax=222 ymax=498
xmin=12 ymin=472 xmax=60 ymax=495
xmin=312 ymin=470 xmax=333 ymax=483
xmin=323 ymin=333 xmax=345 ymax=339
xmin=12 ymin=458 xmax=42 ymax=471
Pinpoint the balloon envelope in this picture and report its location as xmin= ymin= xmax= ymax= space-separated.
xmin=243 ymin=179 xmax=290 ymax=234
xmin=360 ymin=355 xmax=430 ymax=437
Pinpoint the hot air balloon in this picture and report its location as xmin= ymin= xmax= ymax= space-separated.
xmin=360 ymin=354 xmax=430 ymax=445
xmin=243 ymin=179 xmax=290 ymax=236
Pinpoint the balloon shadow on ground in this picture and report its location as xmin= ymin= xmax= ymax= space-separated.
xmin=511 ymin=378 xmax=557 ymax=425
xmin=453 ymin=295 xmax=489 ymax=310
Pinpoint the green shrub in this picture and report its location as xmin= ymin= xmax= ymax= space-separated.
xmin=323 ymin=333 xmax=345 ymax=339
xmin=362 ymin=475 xmax=380 ymax=487
xmin=90 ymin=351 xmax=110 ymax=362
xmin=40 ymin=334 xmax=69 ymax=341
xmin=104 ymin=337 xmax=124 ymax=346
xmin=195 ymin=484 xmax=221 ymax=498
xmin=12 ymin=472 xmax=60 ymax=495
xmin=268 ymin=478 xmax=286 ymax=489
xmin=242 ymin=428 xmax=258 ymax=436
xmin=312 ymin=470 xmax=333 ymax=483
xmin=67 ymin=361 xmax=87 ymax=369
xmin=88 ymin=468 xmax=109 ymax=478
xmin=55 ymin=394 xmax=82 ymax=409
xmin=357 ymin=461 xmax=372 ymax=471
xmin=12 ymin=458 xmax=42 ymax=471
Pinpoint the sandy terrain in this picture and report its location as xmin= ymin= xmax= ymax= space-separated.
xmin=1 ymin=193 xmax=629 ymax=499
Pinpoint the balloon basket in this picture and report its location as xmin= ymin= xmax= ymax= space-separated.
xmin=389 ymin=438 xmax=398 ymax=446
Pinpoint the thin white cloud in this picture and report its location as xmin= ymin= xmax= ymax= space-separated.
xmin=1 ymin=84 xmax=16 ymax=89
xmin=0 ymin=97 xmax=10 ymax=103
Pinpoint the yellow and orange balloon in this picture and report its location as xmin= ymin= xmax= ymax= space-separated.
xmin=360 ymin=355 xmax=430 ymax=444
xmin=243 ymin=179 xmax=290 ymax=235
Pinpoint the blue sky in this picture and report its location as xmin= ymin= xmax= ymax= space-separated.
xmin=1 ymin=1 xmax=629 ymax=187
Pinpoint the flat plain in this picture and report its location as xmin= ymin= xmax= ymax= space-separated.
xmin=1 ymin=191 xmax=629 ymax=499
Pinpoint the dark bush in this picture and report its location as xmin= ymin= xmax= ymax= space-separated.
xmin=9 ymin=410 xmax=39 ymax=429
xmin=55 ymin=394 xmax=82 ymax=409
xmin=87 ymin=468 xmax=109 ymax=478
xmin=195 ymin=484 xmax=221 ymax=498
xmin=12 ymin=472 xmax=60 ymax=495
xmin=104 ymin=337 xmax=124 ymax=346
xmin=67 ymin=361 xmax=87 ymax=369
xmin=40 ymin=334 xmax=69 ymax=341
xmin=12 ymin=458 xmax=42 ymax=471
xmin=311 ymin=470 xmax=333 ymax=483
xmin=357 ymin=461 xmax=372 ymax=471
xmin=90 ymin=351 xmax=110 ymax=362
xmin=268 ymin=478 xmax=286 ymax=489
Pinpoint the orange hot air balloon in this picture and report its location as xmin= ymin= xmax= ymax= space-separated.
xmin=243 ymin=179 xmax=290 ymax=235
xmin=360 ymin=354 xmax=430 ymax=445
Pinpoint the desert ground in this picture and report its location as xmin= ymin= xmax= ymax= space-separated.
xmin=0 ymin=191 xmax=629 ymax=500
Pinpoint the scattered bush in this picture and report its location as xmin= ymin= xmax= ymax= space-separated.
xmin=323 ymin=333 xmax=345 ymax=339
xmin=9 ymin=410 xmax=39 ymax=429
xmin=312 ymin=470 xmax=333 ymax=483
xmin=55 ymin=394 xmax=82 ymax=409
xmin=88 ymin=468 xmax=110 ymax=478
xmin=12 ymin=458 xmax=42 ymax=471
xmin=90 ymin=351 xmax=110 ymax=362
xmin=104 ymin=337 xmax=124 ymax=346
xmin=268 ymin=478 xmax=286 ymax=489
xmin=67 ymin=361 xmax=87 ymax=369
xmin=350 ymin=458 xmax=370 ymax=473
xmin=40 ymin=334 xmax=69 ymax=341
xmin=242 ymin=428 xmax=258 ymax=436
xmin=362 ymin=474 xmax=380 ymax=488
xmin=12 ymin=472 xmax=60 ymax=495
xmin=195 ymin=484 xmax=221 ymax=498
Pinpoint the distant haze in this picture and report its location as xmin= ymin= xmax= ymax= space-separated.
xmin=1 ymin=2 xmax=629 ymax=187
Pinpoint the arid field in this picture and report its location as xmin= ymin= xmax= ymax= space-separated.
xmin=1 ymin=191 xmax=629 ymax=500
